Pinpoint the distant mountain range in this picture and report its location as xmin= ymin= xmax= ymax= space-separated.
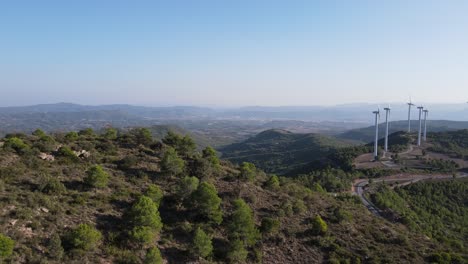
xmin=1 ymin=102 xmax=467 ymax=122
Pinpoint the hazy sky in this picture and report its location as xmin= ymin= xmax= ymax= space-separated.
xmin=1 ymin=0 xmax=467 ymax=107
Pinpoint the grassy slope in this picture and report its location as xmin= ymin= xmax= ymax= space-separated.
xmin=0 ymin=131 xmax=451 ymax=263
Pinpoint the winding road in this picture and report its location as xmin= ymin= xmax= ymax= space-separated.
xmin=353 ymin=172 xmax=468 ymax=217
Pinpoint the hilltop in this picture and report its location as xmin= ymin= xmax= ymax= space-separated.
xmin=219 ymin=129 xmax=352 ymax=175
xmin=0 ymin=128 xmax=462 ymax=263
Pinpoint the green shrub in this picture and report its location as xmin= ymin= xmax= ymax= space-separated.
xmin=65 ymin=131 xmax=79 ymax=142
xmin=162 ymin=131 xmax=196 ymax=157
xmin=311 ymin=215 xmax=328 ymax=235
xmin=292 ymin=199 xmax=306 ymax=214
xmin=38 ymin=174 xmax=66 ymax=195
xmin=191 ymin=227 xmax=213 ymax=259
xmin=145 ymin=184 xmax=164 ymax=207
xmin=84 ymin=165 xmax=109 ymax=188
xmin=202 ymin=146 xmax=221 ymax=168
xmin=4 ymin=137 xmax=29 ymax=154
xmin=265 ymin=175 xmax=280 ymax=189
xmin=67 ymin=224 xmax=102 ymax=251
xmin=176 ymin=176 xmax=199 ymax=202
xmin=191 ymin=182 xmax=223 ymax=225
xmin=0 ymin=234 xmax=15 ymax=259
xmin=227 ymin=239 xmax=248 ymax=264
xmin=260 ymin=217 xmax=280 ymax=235
xmin=47 ymin=233 xmax=64 ymax=260
xmin=161 ymin=147 xmax=185 ymax=176
xmin=228 ymin=199 xmax=260 ymax=247
xmin=103 ymin=128 xmax=118 ymax=140
xmin=57 ymin=146 xmax=79 ymax=162
xmin=239 ymin=162 xmax=256 ymax=182
xmin=144 ymin=247 xmax=163 ymax=264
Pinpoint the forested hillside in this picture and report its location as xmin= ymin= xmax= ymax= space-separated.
xmin=219 ymin=129 xmax=351 ymax=175
xmin=369 ymin=179 xmax=468 ymax=262
xmin=0 ymin=128 xmax=458 ymax=263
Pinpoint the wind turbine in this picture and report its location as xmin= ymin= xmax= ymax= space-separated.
xmin=417 ymin=106 xmax=424 ymax=146
xmin=407 ymin=99 xmax=415 ymax=132
xmin=372 ymin=108 xmax=380 ymax=160
xmin=384 ymin=106 xmax=391 ymax=153
xmin=423 ymin=109 xmax=429 ymax=141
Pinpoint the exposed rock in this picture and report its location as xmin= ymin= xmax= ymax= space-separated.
xmin=39 ymin=152 xmax=55 ymax=161
xmin=73 ymin=150 xmax=91 ymax=158
xmin=9 ymin=219 xmax=18 ymax=226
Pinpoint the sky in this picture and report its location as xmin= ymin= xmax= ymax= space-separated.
xmin=1 ymin=0 xmax=468 ymax=107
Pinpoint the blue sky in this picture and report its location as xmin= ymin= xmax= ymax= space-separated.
xmin=1 ymin=0 xmax=467 ymax=106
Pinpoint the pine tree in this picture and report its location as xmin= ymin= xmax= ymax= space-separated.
xmin=228 ymin=199 xmax=259 ymax=246
xmin=191 ymin=182 xmax=223 ymax=225
xmin=191 ymin=227 xmax=213 ymax=259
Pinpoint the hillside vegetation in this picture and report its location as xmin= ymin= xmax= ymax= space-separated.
xmin=219 ymin=129 xmax=351 ymax=175
xmin=369 ymin=179 xmax=468 ymax=262
xmin=428 ymin=129 xmax=468 ymax=160
xmin=0 ymin=128 xmax=456 ymax=263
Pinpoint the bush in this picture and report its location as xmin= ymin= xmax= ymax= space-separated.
xmin=84 ymin=165 xmax=109 ymax=188
xmin=145 ymin=184 xmax=164 ymax=207
xmin=65 ymin=131 xmax=79 ymax=142
xmin=4 ymin=137 xmax=29 ymax=154
xmin=161 ymin=147 xmax=185 ymax=177
xmin=228 ymin=199 xmax=260 ymax=247
xmin=38 ymin=174 xmax=66 ymax=195
xmin=67 ymin=224 xmax=102 ymax=251
xmin=202 ymin=146 xmax=221 ymax=168
xmin=176 ymin=176 xmax=199 ymax=202
xmin=227 ymin=239 xmax=248 ymax=264
xmin=47 ymin=233 xmax=64 ymax=260
xmin=311 ymin=215 xmax=328 ymax=235
xmin=0 ymin=234 xmax=15 ymax=259
xmin=191 ymin=182 xmax=223 ymax=225
xmin=144 ymin=247 xmax=163 ymax=264
xmin=191 ymin=227 xmax=213 ymax=259
xmin=239 ymin=162 xmax=256 ymax=182
xmin=260 ymin=217 xmax=280 ymax=235
xmin=57 ymin=146 xmax=79 ymax=162
xmin=265 ymin=175 xmax=280 ymax=189
xmin=103 ymin=128 xmax=118 ymax=140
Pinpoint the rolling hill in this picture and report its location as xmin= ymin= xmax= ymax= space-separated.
xmin=219 ymin=129 xmax=352 ymax=175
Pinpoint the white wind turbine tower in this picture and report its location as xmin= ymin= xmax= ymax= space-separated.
xmin=384 ymin=106 xmax=391 ymax=153
xmin=372 ymin=108 xmax=380 ymax=160
xmin=407 ymin=99 xmax=415 ymax=132
xmin=417 ymin=106 xmax=424 ymax=146
xmin=423 ymin=109 xmax=429 ymax=141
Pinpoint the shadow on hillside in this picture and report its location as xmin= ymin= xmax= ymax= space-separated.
xmin=63 ymin=180 xmax=87 ymax=192
xmin=161 ymin=247 xmax=189 ymax=263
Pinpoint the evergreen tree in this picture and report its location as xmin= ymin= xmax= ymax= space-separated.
xmin=144 ymin=247 xmax=163 ymax=264
xmin=128 ymin=196 xmax=163 ymax=246
xmin=227 ymin=239 xmax=248 ymax=263
xmin=176 ymin=176 xmax=199 ymax=202
xmin=84 ymin=165 xmax=109 ymax=188
xmin=191 ymin=227 xmax=213 ymax=259
xmin=145 ymin=184 xmax=164 ymax=207
xmin=239 ymin=162 xmax=256 ymax=182
xmin=161 ymin=147 xmax=185 ymax=177
xmin=311 ymin=215 xmax=328 ymax=235
xmin=191 ymin=182 xmax=223 ymax=225
xmin=228 ymin=199 xmax=260 ymax=246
